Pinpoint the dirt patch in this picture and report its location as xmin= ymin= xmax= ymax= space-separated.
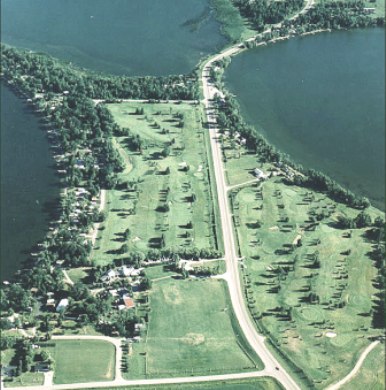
xmin=183 ymin=333 xmax=205 ymax=346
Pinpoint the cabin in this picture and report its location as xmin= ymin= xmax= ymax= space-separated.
xmin=122 ymin=296 xmax=136 ymax=309
xmin=254 ymin=168 xmax=267 ymax=180
xmin=56 ymin=298 xmax=69 ymax=313
xmin=119 ymin=266 xmax=135 ymax=277
xmin=101 ymin=269 xmax=117 ymax=283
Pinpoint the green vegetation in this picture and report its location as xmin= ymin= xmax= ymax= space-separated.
xmin=66 ymin=267 xmax=88 ymax=284
xmin=233 ymin=0 xmax=305 ymax=31
xmin=4 ymin=372 xmax=44 ymax=388
xmin=211 ymin=0 xmax=255 ymax=42
xmin=41 ymin=340 xmax=115 ymax=384
xmin=225 ymin=141 xmax=384 ymax=387
xmin=1 ymin=45 xmax=198 ymax=100
xmin=340 ymin=342 xmax=385 ymax=390
xmin=84 ymin=377 xmax=283 ymax=390
xmin=92 ymin=102 xmax=220 ymax=266
xmin=232 ymin=0 xmax=384 ymax=34
xmin=126 ymin=279 xmax=261 ymax=378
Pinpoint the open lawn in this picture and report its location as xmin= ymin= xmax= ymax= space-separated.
xmin=126 ymin=278 xmax=261 ymax=379
xmin=84 ymin=377 xmax=282 ymax=390
xmin=41 ymin=340 xmax=115 ymax=384
xmin=4 ymin=372 xmax=44 ymax=388
xmin=340 ymin=342 xmax=385 ymax=390
xmin=230 ymin=172 xmax=383 ymax=388
xmin=93 ymin=102 xmax=218 ymax=266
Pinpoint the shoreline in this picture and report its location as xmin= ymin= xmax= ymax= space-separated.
xmin=221 ymin=28 xmax=384 ymax=211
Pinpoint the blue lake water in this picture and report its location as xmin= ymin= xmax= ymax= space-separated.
xmin=1 ymin=0 xmax=226 ymax=76
xmin=1 ymin=84 xmax=60 ymax=280
xmin=225 ymin=29 xmax=385 ymax=209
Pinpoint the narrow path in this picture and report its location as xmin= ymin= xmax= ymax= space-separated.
xmin=227 ymin=178 xmax=260 ymax=191
xmin=93 ymin=99 xmax=198 ymax=105
xmin=326 ymin=341 xmax=380 ymax=390
xmin=62 ymin=270 xmax=74 ymax=286
xmin=91 ymin=189 xmax=106 ymax=246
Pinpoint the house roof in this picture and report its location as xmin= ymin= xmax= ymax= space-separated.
xmin=123 ymin=297 xmax=135 ymax=309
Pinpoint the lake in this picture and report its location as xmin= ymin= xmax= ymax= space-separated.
xmin=1 ymin=0 xmax=226 ymax=76
xmin=1 ymin=84 xmax=60 ymax=281
xmin=225 ymin=28 xmax=385 ymax=209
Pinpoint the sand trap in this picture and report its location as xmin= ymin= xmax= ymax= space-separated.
xmin=132 ymin=236 xmax=141 ymax=242
xmin=269 ymin=226 xmax=280 ymax=231
xmin=325 ymin=331 xmax=337 ymax=338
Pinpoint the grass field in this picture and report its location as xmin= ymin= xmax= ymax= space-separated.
xmin=84 ymin=377 xmax=283 ymax=390
xmin=126 ymin=278 xmax=261 ymax=379
xmin=4 ymin=372 xmax=44 ymax=388
xmin=340 ymin=342 xmax=385 ymax=390
xmin=92 ymin=102 xmax=218 ymax=266
xmin=41 ymin=340 xmax=115 ymax=384
xmin=228 ymin=161 xmax=383 ymax=387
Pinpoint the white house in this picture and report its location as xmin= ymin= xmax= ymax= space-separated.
xmin=56 ymin=298 xmax=69 ymax=313
xmin=119 ymin=266 xmax=135 ymax=277
xmin=254 ymin=168 xmax=267 ymax=180
xmin=101 ymin=269 xmax=117 ymax=283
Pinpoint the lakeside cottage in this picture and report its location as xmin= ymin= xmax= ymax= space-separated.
xmin=56 ymin=298 xmax=69 ymax=313
xmin=254 ymin=168 xmax=267 ymax=180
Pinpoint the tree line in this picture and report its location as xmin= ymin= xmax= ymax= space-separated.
xmin=233 ymin=0 xmax=384 ymax=34
xmin=1 ymin=45 xmax=199 ymax=100
xmin=233 ymin=0 xmax=305 ymax=31
xmin=214 ymin=91 xmax=371 ymax=209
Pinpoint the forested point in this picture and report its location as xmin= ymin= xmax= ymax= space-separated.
xmin=1 ymin=45 xmax=199 ymax=100
xmin=233 ymin=0 xmax=384 ymax=32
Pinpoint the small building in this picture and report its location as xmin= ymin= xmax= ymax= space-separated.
xmin=122 ymin=296 xmax=136 ymax=309
xmin=254 ymin=168 xmax=267 ymax=180
xmin=101 ymin=269 xmax=117 ymax=283
xmin=119 ymin=266 xmax=134 ymax=277
xmin=363 ymin=7 xmax=375 ymax=14
xmin=56 ymin=298 xmax=69 ymax=313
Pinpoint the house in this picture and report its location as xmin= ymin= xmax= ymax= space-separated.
xmin=363 ymin=7 xmax=375 ymax=14
xmin=46 ymin=298 xmax=56 ymax=310
xmin=254 ymin=168 xmax=267 ymax=180
xmin=119 ymin=266 xmax=134 ymax=277
xmin=101 ymin=269 xmax=117 ymax=283
xmin=130 ymin=268 xmax=142 ymax=277
xmin=122 ymin=296 xmax=136 ymax=309
xmin=56 ymin=298 xmax=69 ymax=313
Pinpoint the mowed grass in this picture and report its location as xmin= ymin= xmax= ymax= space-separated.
xmin=231 ymin=175 xmax=383 ymax=388
xmin=42 ymin=340 xmax=115 ymax=384
xmin=4 ymin=372 xmax=44 ymax=388
xmin=340 ymin=342 xmax=385 ymax=390
xmin=126 ymin=279 xmax=260 ymax=378
xmin=93 ymin=102 xmax=216 ymax=266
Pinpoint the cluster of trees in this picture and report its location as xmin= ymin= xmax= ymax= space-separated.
xmin=214 ymin=93 xmax=370 ymax=209
xmin=292 ymin=171 xmax=370 ymax=209
xmin=336 ymin=212 xmax=380 ymax=229
xmin=289 ymin=0 xmax=384 ymax=30
xmin=1 ymin=45 xmax=199 ymax=100
xmin=233 ymin=0 xmax=383 ymax=34
xmin=365 ymin=218 xmax=385 ymax=329
xmin=112 ymin=247 xmax=223 ymax=268
xmin=233 ymin=0 xmax=305 ymax=31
